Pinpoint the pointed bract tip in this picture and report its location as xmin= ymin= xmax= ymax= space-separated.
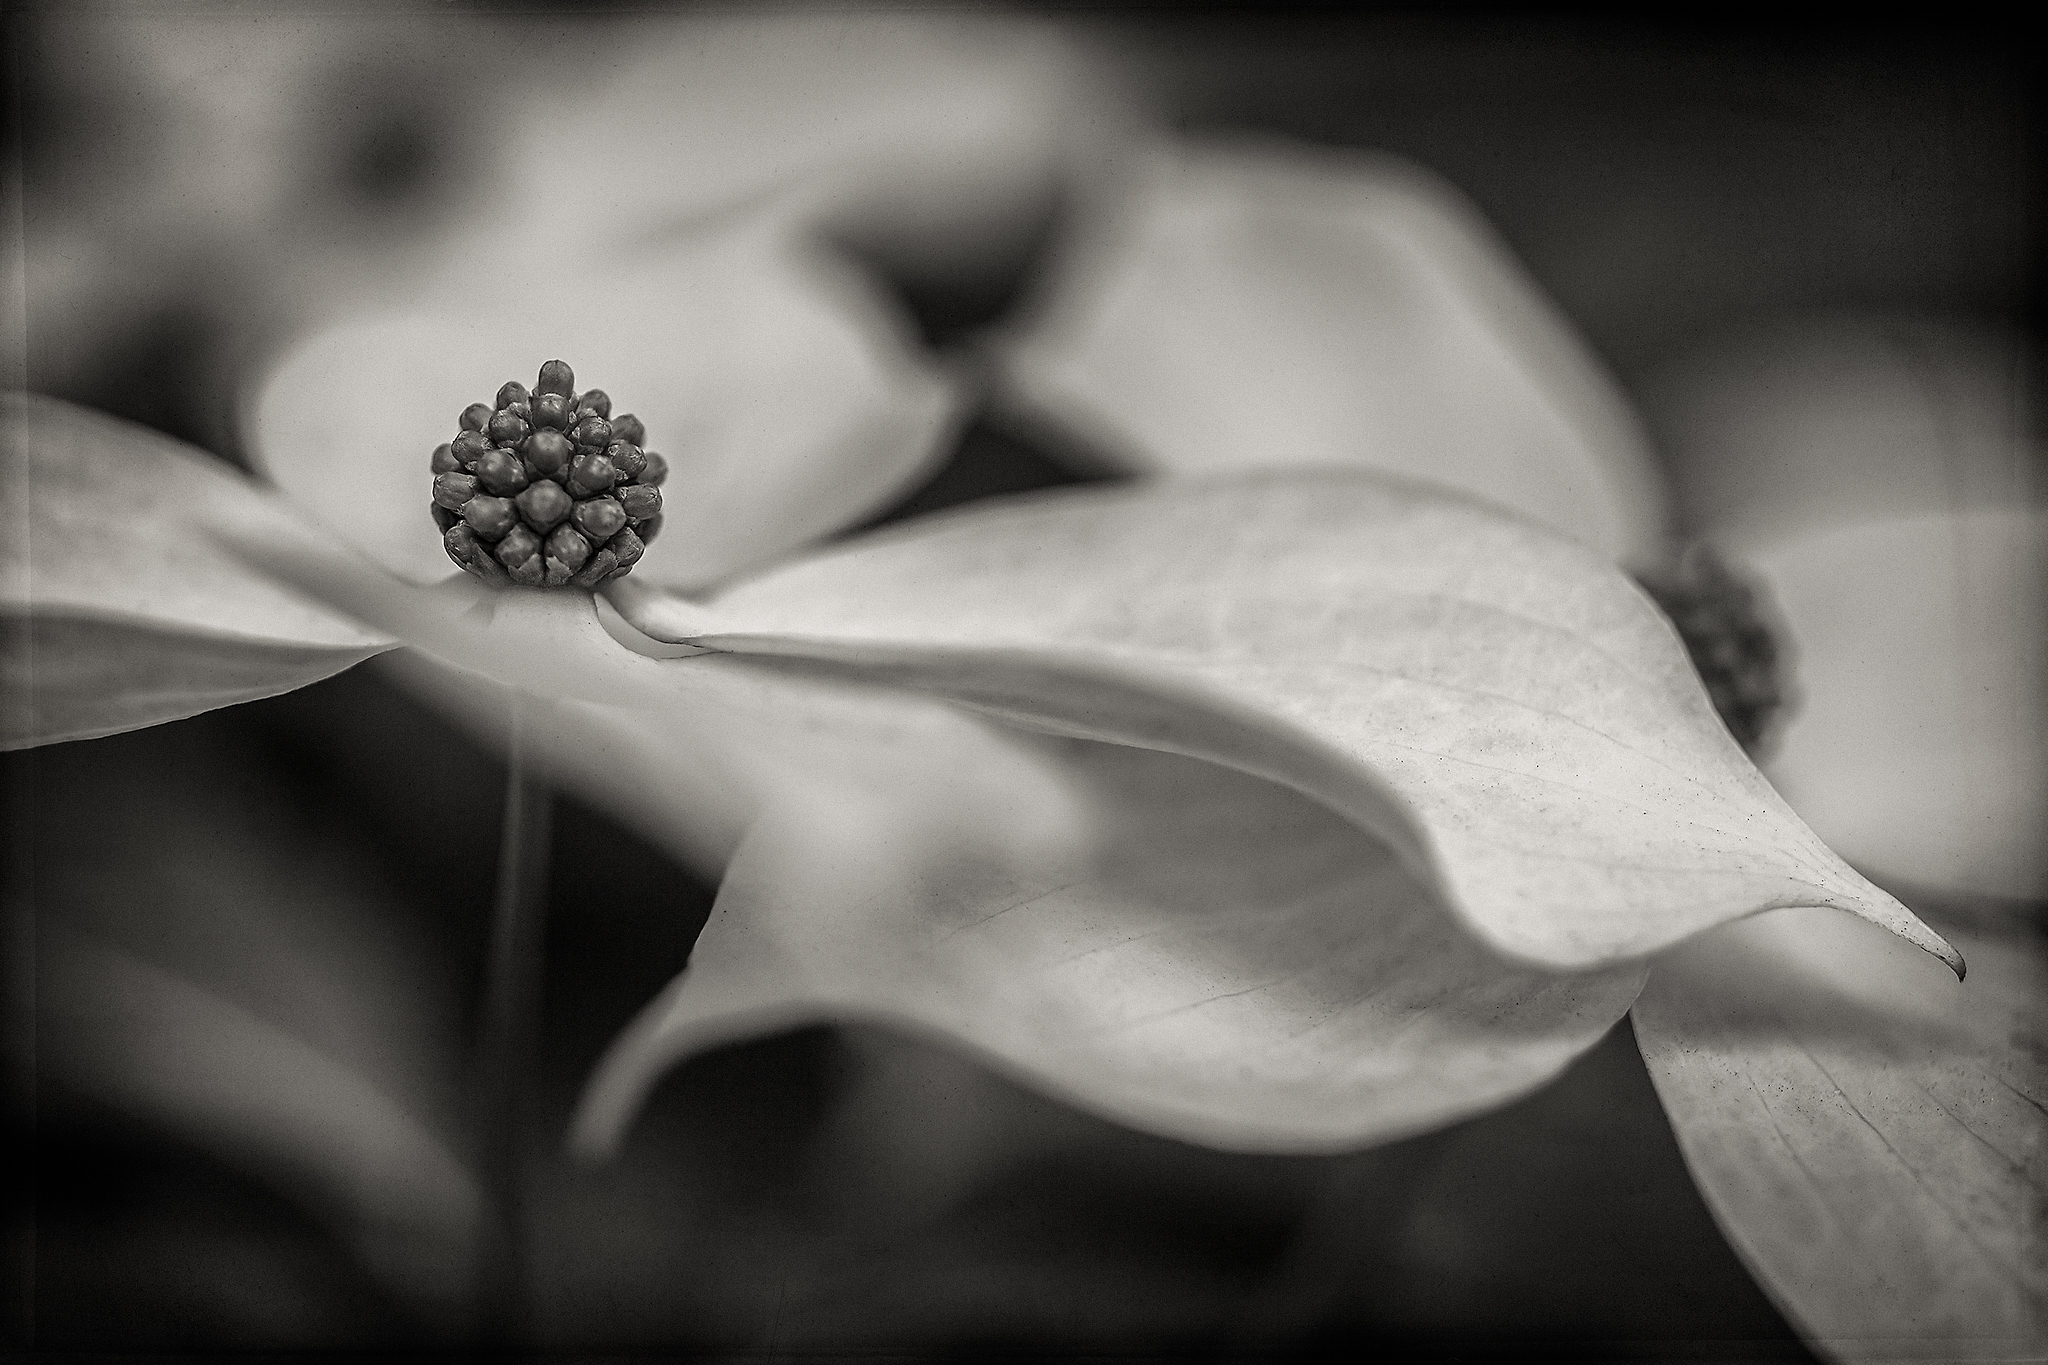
xmin=1838 ymin=878 xmax=1968 ymax=981
xmin=1903 ymin=917 xmax=1966 ymax=980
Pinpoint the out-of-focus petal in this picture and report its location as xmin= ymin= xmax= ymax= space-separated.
xmin=1632 ymin=904 xmax=2045 ymax=1362
xmin=991 ymin=140 xmax=1670 ymax=566
xmin=1733 ymin=509 xmax=2046 ymax=901
xmin=15 ymin=9 xmax=525 ymax=432
xmin=1647 ymin=315 xmax=2037 ymax=543
xmin=1 ymin=394 xmax=389 ymax=747
xmin=483 ymin=13 xmax=1125 ymax=287
xmin=249 ymin=216 xmax=960 ymax=592
xmin=574 ymin=740 xmax=1646 ymax=1159
xmin=618 ymin=473 xmax=1955 ymax=974
xmin=36 ymin=729 xmax=481 ymax=1327
xmin=1644 ymin=315 xmax=2045 ymax=900
xmin=46 ymin=935 xmax=482 ymax=1328
xmin=245 ymin=14 xmax=1128 ymax=594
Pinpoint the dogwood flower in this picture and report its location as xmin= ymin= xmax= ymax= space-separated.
xmin=6 ymin=14 xmax=2039 ymax=1361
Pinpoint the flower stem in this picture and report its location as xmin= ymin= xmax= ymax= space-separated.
xmin=475 ymin=695 xmax=552 ymax=1344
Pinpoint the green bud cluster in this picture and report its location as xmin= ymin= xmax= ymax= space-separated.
xmin=1636 ymin=545 xmax=1787 ymax=755
xmin=430 ymin=359 xmax=668 ymax=588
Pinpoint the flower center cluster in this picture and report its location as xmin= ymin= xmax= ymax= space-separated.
xmin=1636 ymin=546 xmax=1787 ymax=754
xmin=430 ymin=359 xmax=667 ymax=587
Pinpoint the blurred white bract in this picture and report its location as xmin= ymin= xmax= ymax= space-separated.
xmin=7 ymin=10 xmax=2042 ymax=1362
xmin=1646 ymin=315 xmax=2045 ymax=901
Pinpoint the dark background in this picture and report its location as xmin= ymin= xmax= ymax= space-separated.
xmin=5 ymin=4 xmax=2038 ymax=1360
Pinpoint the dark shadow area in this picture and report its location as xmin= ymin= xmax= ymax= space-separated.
xmin=32 ymin=1089 xmax=417 ymax=1352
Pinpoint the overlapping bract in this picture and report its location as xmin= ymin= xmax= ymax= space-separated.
xmin=208 ymin=432 xmax=1945 ymax=1172
xmin=614 ymin=475 xmax=1953 ymax=974
xmin=575 ymin=741 xmax=1650 ymax=1159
